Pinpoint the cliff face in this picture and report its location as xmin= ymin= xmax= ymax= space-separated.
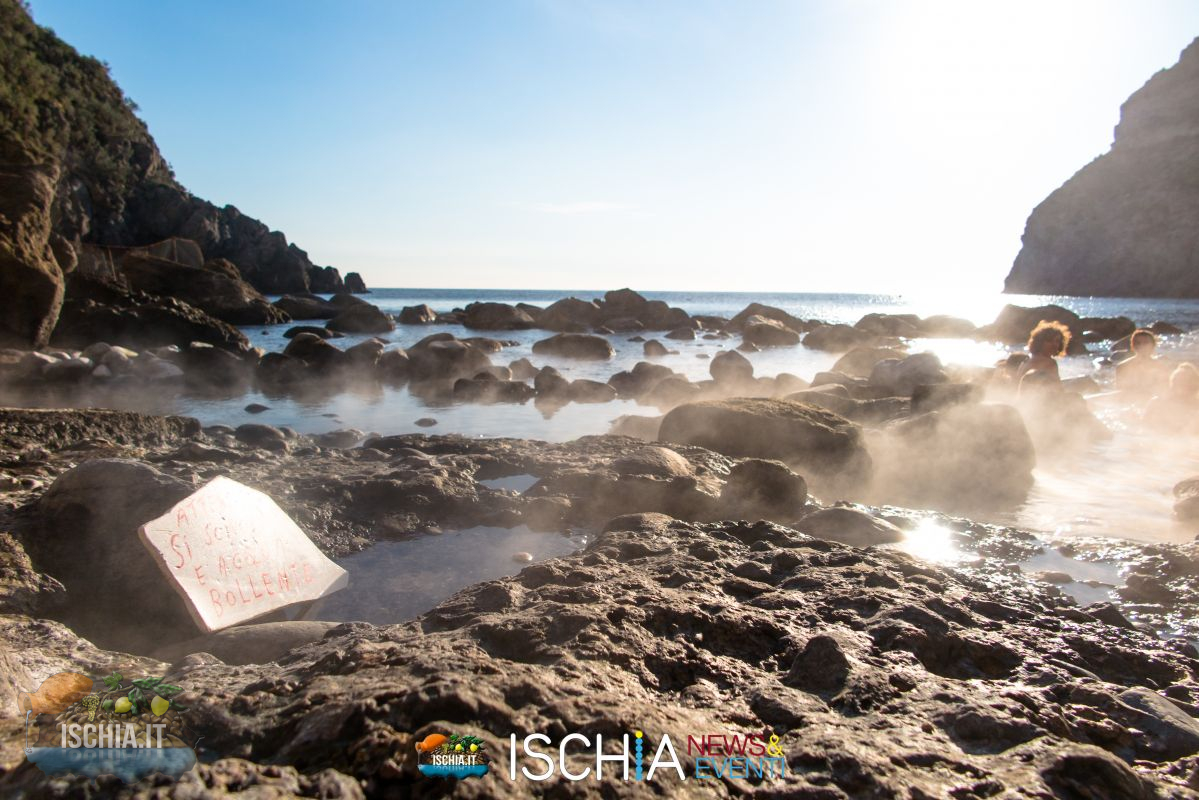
xmin=0 ymin=0 xmax=353 ymax=346
xmin=1006 ymin=38 xmax=1199 ymax=298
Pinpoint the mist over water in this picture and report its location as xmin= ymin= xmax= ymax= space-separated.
xmin=13 ymin=288 xmax=1199 ymax=545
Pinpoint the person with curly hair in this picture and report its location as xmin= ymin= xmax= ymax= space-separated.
xmin=1016 ymin=320 xmax=1070 ymax=393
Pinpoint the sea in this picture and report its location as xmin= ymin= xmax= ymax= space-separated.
xmin=24 ymin=288 xmax=1199 ymax=546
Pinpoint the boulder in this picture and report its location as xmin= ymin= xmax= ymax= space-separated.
xmin=1173 ymin=476 xmax=1199 ymax=520
xmin=463 ymin=302 xmax=536 ymax=331
xmin=658 ymin=398 xmax=872 ymax=490
xmin=725 ymin=303 xmax=806 ymax=334
xmin=1080 ymin=316 xmax=1137 ymax=342
xmin=911 ymin=383 xmax=984 ymax=414
xmin=869 ymin=352 xmax=947 ymax=396
xmin=795 ymin=506 xmax=905 ymax=547
xmin=377 ymin=348 xmax=411 ymax=383
xmin=532 ymin=333 xmax=614 ymax=360
xmin=742 ymin=315 xmax=801 ymax=348
xmin=398 ymin=304 xmax=438 ymax=325
xmin=804 ymin=324 xmax=876 ymax=352
xmin=283 ymin=325 xmax=337 ymax=340
xmin=833 ymin=347 xmax=907 ymax=378
xmin=273 ymin=294 xmax=338 ymax=320
xmin=119 ymin=250 xmax=287 ymax=325
xmin=52 ymin=274 xmax=254 ymax=355
xmin=31 ymin=460 xmax=197 ymax=653
xmin=235 ymin=423 xmax=290 ymax=451
xmin=872 ymin=403 xmax=1036 ymax=510
xmin=0 ymin=163 xmax=64 ymax=348
xmin=643 ymin=339 xmax=669 ymax=358
xmin=453 ymin=377 xmax=535 ymax=404
xmin=719 ymin=459 xmax=808 ymax=520
xmin=343 ymin=272 xmax=369 ymax=293
xmin=854 ymin=313 xmax=921 ymax=338
xmin=407 ymin=337 xmax=491 ymax=381
xmin=283 ymin=332 xmax=348 ymax=370
xmin=538 ymin=297 xmax=600 ymax=331
xmin=508 ymin=357 xmax=538 ymax=381
xmin=608 ymin=362 xmax=677 ymax=399
xmin=533 ymin=366 xmax=570 ymax=398
xmin=326 ymin=301 xmax=394 ymax=333
xmin=921 ymin=315 xmax=977 ymax=338
xmin=709 ymin=349 xmax=754 ymax=384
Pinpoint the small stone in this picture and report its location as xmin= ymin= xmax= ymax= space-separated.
xmin=244 ymin=403 xmax=270 ymax=414
xmin=414 ymin=418 xmax=438 ymax=428
xmin=512 ymin=551 xmax=534 ymax=563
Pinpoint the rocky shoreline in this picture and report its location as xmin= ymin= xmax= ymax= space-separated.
xmin=0 ymin=406 xmax=1196 ymax=795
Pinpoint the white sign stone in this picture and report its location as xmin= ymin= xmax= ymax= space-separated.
xmin=138 ymin=476 xmax=348 ymax=632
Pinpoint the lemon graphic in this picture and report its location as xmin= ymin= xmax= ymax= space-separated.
xmin=151 ymin=696 xmax=171 ymax=716
xmin=455 ymin=743 xmax=463 ymax=752
xmin=113 ymin=697 xmax=132 ymax=714
xmin=470 ymin=743 xmax=479 ymax=752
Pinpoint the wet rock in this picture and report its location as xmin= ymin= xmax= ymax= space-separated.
xmin=31 ymin=459 xmax=196 ymax=653
xmin=643 ymin=339 xmax=669 ymax=358
xmin=658 ymin=398 xmax=871 ymax=492
xmin=911 ymin=382 xmax=983 ymax=414
xmin=725 ymin=303 xmax=807 ymax=334
xmin=803 ymin=323 xmax=877 ymax=352
xmin=1118 ymin=687 xmax=1199 ymax=760
xmin=719 ymin=459 xmax=807 ymax=520
xmin=398 ymin=304 xmax=437 ymax=324
xmin=463 ymin=302 xmax=536 ymax=331
xmin=234 ymin=423 xmax=290 ymax=452
xmin=538 ymin=297 xmax=600 ymax=332
xmin=282 ymin=325 xmax=337 ymax=340
xmin=784 ymin=632 xmax=853 ymax=694
xmin=508 ymin=357 xmax=538 ymax=381
xmin=273 ymin=294 xmax=338 ymax=320
xmin=1174 ymin=476 xmax=1199 ymax=520
xmin=414 ymin=418 xmax=437 ymax=428
xmin=326 ymin=301 xmax=394 ymax=334
xmin=608 ymin=361 xmax=677 ymax=399
xmin=854 ymin=313 xmax=922 ymax=338
xmin=244 ymin=403 xmax=270 ymax=414
xmin=832 ymin=346 xmax=907 ymax=378
xmin=345 ymin=339 xmax=385 ymax=370
xmin=312 ymin=429 xmax=364 ymax=449
xmin=869 ymin=352 xmax=947 ymax=396
xmin=709 ymin=349 xmax=753 ymax=384
xmin=872 ymin=403 xmax=1036 ymax=512
xmin=665 ymin=326 xmax=695 ymax=341
xmin=407 ymin=336 xmax=492 ymax=380
xmin=533 ymin=366 xmax=570 ymax=398
xmin=796 ymin=506 xmax=904 ymax=546
xmin=376 ymin=348 xmax=410 ymax=383
xmin=452 ymin=377 xmax=535 ymax=404
xmin=532 ymin=333 xmax=614 ymax=360
xmin=741 ymin=315 xmax=801 ymax=347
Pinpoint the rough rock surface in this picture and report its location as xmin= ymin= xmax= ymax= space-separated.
xmin=1006 ymin=37 xmax=1199 ymax=297
xmin=4 ymin=512 xmax=1199 ymax=796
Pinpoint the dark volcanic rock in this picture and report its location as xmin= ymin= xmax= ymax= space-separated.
xmin=532 ymin=333 xmax=615 ymax=360
xmin=1007 ymin=38 xmax=1199 ymax=297
xmin=342 ymin=271 xmax=369 ymax=293
xmin=398 ymin=304 xmax=437 ymax=325
xmin=274 ymin=294 xmax=338 ymax=320
xmin=976 ymin=304 xmax=1087 ymax=355
xmin=6 ymin=511 xmax=1198 ymax=796
xmin=659 ymin=398 xmax=872 ymax=492
xmin=463 ymin=302 xmax=536 ymax=331
xmin=326 ymin=301 xmax=394 ymax=333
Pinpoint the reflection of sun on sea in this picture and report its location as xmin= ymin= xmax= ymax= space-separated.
xmin=890 ymin=519 xmax=964 ymax=565
xmin=907 ymin=338 xmax=1007 ymax=369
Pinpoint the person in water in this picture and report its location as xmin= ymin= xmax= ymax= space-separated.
xmin=1146 ymin=362 xmax=1199 ymax=432
xmin=1016 ymin=320 xmax=1070 ymax=395
xmin=1116 ymin=329 xmax=1167 ymax=396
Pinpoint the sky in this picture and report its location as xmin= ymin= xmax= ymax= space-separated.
xmin=26 ymin=0 xmax=1199 ymax=295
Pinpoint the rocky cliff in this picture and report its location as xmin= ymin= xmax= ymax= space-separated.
xmin=1006 ymin=37 xmax=1199 ymax=297
xmin=0 ymin=0 xmax=360 ymax=347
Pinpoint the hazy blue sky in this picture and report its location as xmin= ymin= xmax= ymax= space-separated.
xmin=27 ymin=1 xmax=1199 ymax=294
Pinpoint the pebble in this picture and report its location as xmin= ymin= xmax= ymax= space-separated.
xmin=245 ymin=403 xmax=270 ymax=414
xmin=415 ymin=418 xmax=438 ymax=428
xmin=512 ymin=551 xmax=534 ymax=563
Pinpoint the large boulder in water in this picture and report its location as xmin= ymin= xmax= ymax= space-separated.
xmin=803 ymin=324 xmax=877 ymax=352
xmin=532 ymin=333 xmax=614 ymax=360
xmin=741 ymin=316 xmax=801 ymax=348
xmin=274 ymin=294 xmax=338 ymax=320
xmin=871 ymin=403 xmax=1036 ymax=511
xmin=658 ymin=398 xmax=872 ymax=492
xmin=463 ymin=302 xmax=536 ymax=331
xmin=326 ymin=300 xmax=394 ymax=333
